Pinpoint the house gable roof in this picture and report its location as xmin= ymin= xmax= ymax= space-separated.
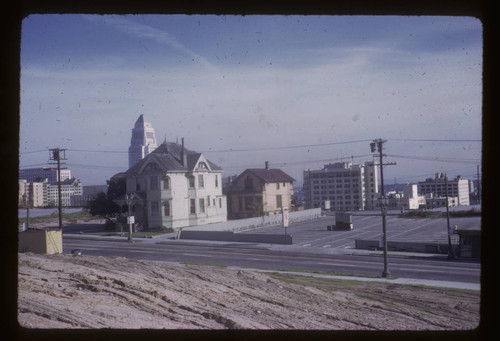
xmin=236 ymin=168 xmax=295 ymax=184
xmin=124 ymin=141 xmax=223 ymax=175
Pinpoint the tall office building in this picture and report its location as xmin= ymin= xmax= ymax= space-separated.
xmin=303 ymin=161 xmax=379 ymax=211
xmin=128 ymin=114 xmax=158 ymax=169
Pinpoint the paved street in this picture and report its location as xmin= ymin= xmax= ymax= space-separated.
xmin=62 ymin=236 xmax=480 ymax=288
xmin=59 ymin=211 xmax=481 ymax=288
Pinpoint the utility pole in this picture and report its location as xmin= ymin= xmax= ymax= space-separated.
xmin=125 ymin=193 xmax=135 ymax=242
xmin=370 ymin=139 xmax=396 ymax=278
xmin=24 ymin=185 xmax=30 ymax=230
xmin=476 ymin=165 xmax=480 ymax=205
xmin=444 ymin=174 xmax=454 ymax=259
xmin=49 ymin=148 xmax=67 ymax=230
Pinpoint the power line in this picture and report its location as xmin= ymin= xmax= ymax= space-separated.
xmin=67 ymin=148 xmax=128 ymax=154
xmin=19 ymin=149 xmax=48 ymax=155
xmin=387 ymin=154 xmax=480 ymax=164
xmin=19 ymin=163 xmax=49 ymax=168
xmin=19 ymin=137 xmax=481 ymax=155
xmin=66 ymin=163 xmax=125 ymax=170
xmin=389 ymin=138 xmax=481 ymax=142
xmin=200 ymin=139 xmax=374 ymax=153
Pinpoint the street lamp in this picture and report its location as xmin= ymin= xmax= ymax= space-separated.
xmin=378 ymin=196 xmax=390 ymax=278
xmin=125 ymin=193 xmax=135 ymax=242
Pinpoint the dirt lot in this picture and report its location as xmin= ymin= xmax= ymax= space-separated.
xmin=17 ymin=252 xmax=480 ymax=330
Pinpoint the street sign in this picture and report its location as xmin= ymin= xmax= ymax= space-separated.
xmin=282 ymin=207 xmax=289 ymax=228
xmin=324 ymin=200 xmax=330 ymax=210
xmin=128 ymin=216 xmax=135 ymax=224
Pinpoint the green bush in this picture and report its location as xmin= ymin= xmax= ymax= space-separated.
xmin=399 ymin=210 xmax=439 ymax=218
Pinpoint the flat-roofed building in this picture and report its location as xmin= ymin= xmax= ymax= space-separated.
xmin=418 ymin=173 xmax=470 ymax=206
xmin=303 ymin=161 xmax=378 ymax=211
xmin=19 ymin=167 xmax=71 ymax=182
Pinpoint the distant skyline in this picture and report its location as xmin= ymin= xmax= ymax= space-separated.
xmin=19 ymin=14 xmax=482 ymax=185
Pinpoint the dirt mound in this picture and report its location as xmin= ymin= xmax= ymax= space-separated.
xmin=18 ymin=253 xmax=479 ymax=330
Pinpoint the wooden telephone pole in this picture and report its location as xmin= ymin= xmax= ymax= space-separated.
xmin=49 ymin=148 xmax=67 ymax=230
xmin=371 ymin=139 xmax=396 ymax=278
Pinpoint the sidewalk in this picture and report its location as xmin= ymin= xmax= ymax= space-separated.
xmin=237 ymin=267 xmax=480 ymax=291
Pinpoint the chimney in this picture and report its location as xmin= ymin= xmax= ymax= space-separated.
xmin=181 ymin=138 xmax=187 ymax=168
xmin=265 ymin=161 xmax=269 ymax=170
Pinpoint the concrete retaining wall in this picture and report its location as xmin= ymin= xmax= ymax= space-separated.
xmin=179 ymin=230 xmax=292 ymax=244
xmin=355 ymin=239 xmax=452 ymax=254
xmin=183 ymin=208 xmax=322 ymax=232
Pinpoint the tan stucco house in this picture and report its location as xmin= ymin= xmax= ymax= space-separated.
xmin=225 ymin=163 xmax=294 ymax=219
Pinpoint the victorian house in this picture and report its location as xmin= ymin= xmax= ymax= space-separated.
xmin=121 ymin=140 xmax=227 ymax=230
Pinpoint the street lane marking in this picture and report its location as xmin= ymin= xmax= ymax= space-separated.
xmin=323 ymin=245 xmax=331 ymax=248
xmin=399 ymin=268 xmax=445 ymax=273
xmin=313 ymin=262 xmax=356 ymax=267
xmin=182 ymin=253 xmax=214 ymax=257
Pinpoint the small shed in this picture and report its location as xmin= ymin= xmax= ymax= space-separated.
xmin=18 ymin=228 xmax=63 ymax=255
xmin=456 ymin=227 xmax=481 ymax=259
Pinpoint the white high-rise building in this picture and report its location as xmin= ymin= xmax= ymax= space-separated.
xmin=303 ymin=161 xmax=379 ymax=211
xmin=128 ymin=114 xmax=158 ymax=169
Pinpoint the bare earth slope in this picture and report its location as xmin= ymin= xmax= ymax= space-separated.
xmin=18 ymin=253 xmax=479 ymax=330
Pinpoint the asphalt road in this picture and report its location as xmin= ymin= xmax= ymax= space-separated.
xmin=62 ymin=237 xmax=480 ymax=284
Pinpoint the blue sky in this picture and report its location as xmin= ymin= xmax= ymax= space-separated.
xmin=19 ymin=14 xmax=482 ymax=186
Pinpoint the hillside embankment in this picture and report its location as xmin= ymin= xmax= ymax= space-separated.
xmin=18 ymin=253 xmax=480 ymax=330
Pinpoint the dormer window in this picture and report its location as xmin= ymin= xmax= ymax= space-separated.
xmin=197 ymin=162 xmax=208 ymax=170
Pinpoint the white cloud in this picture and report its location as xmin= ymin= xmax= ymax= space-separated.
xmin=81 ymin=14 xmax=218 ymax=73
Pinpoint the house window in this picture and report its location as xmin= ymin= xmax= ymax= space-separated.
xmin=207 ymin=195 xmax=211 ymax=207
xmin=215 ymin=175 xmax=219 ymax=187
xmin=245 ymin=176 xmax=253 ymax=190
xmin=150 ymin=176 xmax=158 ymax=190
xmin=239 ymin=196 xmax=244 ymax=211
xmin=164 ymin=201 xmax=170 ymax=216
xmin=162 ymin=176 xmax=170 ymax=190
xmin=136 ymin=183 xmax=141 ymax=191
xmin=276 ymin=195 xmax=282 ymax=208
xmin=189 ymin=176 xmax=195 ymax=188
xmin=276 ymin=183 xmax=280 ymax=189
xmin=151 ymin=201 xmax=159 ymax=216
xmin=190 ymin=199 xmax=196 ymax=214
xmin=219 ymin=198 xmax=222 ymax=208
xmin=198 ymin=175 xmax=204 ymax=188
xmin=245 ymin=196 xmax=254 ymax=210
xmin=199 ymin=198 xmax=205 ymax=213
